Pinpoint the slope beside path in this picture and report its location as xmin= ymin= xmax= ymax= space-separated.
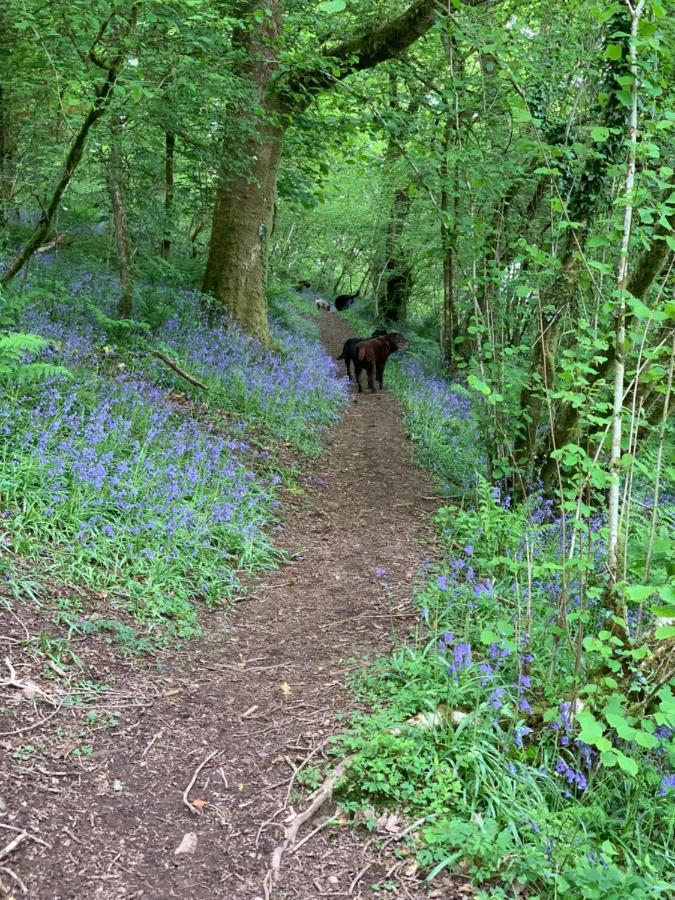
xmin=1 ymin=314 xmax=462 ymax=899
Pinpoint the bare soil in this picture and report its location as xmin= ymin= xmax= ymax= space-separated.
xmin=0 ymin=314 xmax=467 ymax=899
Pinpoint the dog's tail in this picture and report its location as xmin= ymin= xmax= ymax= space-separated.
xmin=336 ymin=352 xmax=345 ymax=360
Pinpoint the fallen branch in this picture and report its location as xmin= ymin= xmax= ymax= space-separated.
xmin=1 ymin=657 xmax=55 ymax=705
xmin=182 ymin=749 xmax=219 ymax=815
xmin=150 ymin=350 xmax=208 ymax=392
xmin=267 ymin=754 xmax=354 ymax=884
xmin=0 ymin=864 xmax=28 ymax=894
xmin=37 ymin=233 xmax=75 ymax=253
xmin=0 ymin=832 xmax=27 ymax=863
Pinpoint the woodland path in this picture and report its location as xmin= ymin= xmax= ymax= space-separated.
xmin=1 ymin=315 xmax=464 ymax=899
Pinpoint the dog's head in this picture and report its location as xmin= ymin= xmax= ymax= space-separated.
xmin=387 ymin=331 xmax=409 ymax=351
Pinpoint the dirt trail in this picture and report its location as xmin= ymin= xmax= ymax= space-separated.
xmin=1 ymin=315 xmax=456 ymax=899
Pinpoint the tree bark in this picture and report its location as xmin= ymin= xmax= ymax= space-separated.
xmin=108 ymin=117 xmax=134 ymax=317
xmin=201 ymin=1 xmax=284 ymax=341
xmin=161 ymin=130 xmax=175 ymax=259
xmin=0 ymin=83 xmax=15 ymax=232
xmin=514 ymin=246 xmax=581 ymax=466
xmin=440 ymin=121 xmax=458 ymax=363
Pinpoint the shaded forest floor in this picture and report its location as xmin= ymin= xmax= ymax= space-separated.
xmin=0 ymin=314 xmax=466 ymax=899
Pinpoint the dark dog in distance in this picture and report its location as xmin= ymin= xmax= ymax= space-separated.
xmin=334 ymin=292 xmax=359 ymax=312
xmin=336 ymin=330 xmax=387 ymax=380
xmin=355 ymin=332 xmax=409 ymax=393
xmin=315 ymin=298 xmax=330 ymax=311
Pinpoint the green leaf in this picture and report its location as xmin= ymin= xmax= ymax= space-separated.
xmin=625 ymin=585 xmax=657 ymax=602
xmin=605 ymin=44 xmax=622 ymax=60
xmin=467 ymin=374 xmax=491 ymax=396
xmin=577 ymin=711 xmax=611 ymax=751
xmin=479 ymin=628 xmax=499 ymax=644
xmin=655 ymin=625 xmax=675 ymax=639
xmin=615 ymin=752 xmax=638 ymax=776
xmin=318 ymin=0 xmax=346 ymax=11
xmin=591 ymin=126 xmax=610 ymax=142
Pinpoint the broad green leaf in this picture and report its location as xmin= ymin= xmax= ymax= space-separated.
xmin=577 ymin=711 xmax=611 ymax=751
xmin=655 ymin=625 xmax=675 ymax=640
xmin=625 ymin=585 xmax=656 ymax=602
xmin=318 ymin=0 xmax=346 ymax=11
xmin=591 ymin=126 xmax=610 ymax=142
xmin=615 ymin=752 xmax=638 ymax=776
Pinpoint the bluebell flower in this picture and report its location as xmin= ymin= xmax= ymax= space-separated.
xmin=514 ymin=725 xmax=532 ymax=749
xmin=660 ymin=774 xmax=675 ymax=796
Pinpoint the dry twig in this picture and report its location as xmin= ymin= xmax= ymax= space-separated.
xmin=182 ymin=749 xmax=219 ymax=815
xmin=267 ymin=754 xmax=354 ymax=885
xmin=0 ymin=832 xmax=27 ymax=862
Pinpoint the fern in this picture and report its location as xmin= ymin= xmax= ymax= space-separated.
xmin=86 ymin=303 xmax=150 ymax=342
xmin=0 ymin=332 xmax=71 ymax=385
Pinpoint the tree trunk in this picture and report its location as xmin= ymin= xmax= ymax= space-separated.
xmin=108 ymin=117 xmax=134 ymax=317
xmin=440 ymin=119 xmax=458 ymax=364
xmin=201 ymin=2 xmax=283 ymax=342
xmin=379 ymin=187 xmax=413 ymax=321
xmin=538 ymin=188 xmax=675 ymax=490
xmin=606 ymin=0 xmax=645 ymax=611
xmin=514 ymin=248 xmax=580 ymax=466
xmin=161 ymin=130 xmax=175 ymax=259
xmin=0 ymin=83 xmax=15 ymax=232
xmin=0 ymin=9 xmax=15 ymax=234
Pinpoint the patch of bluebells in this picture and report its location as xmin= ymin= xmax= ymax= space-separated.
xmin=155 ymin=296 xmax=347 ymax=448
xmin=660 ymin=774 xmax=675 ymax=796
xmin=389 ymin=356 xmax=479 ymax=488
xmin=1 ymin=372 xmax=279 ymax=622
xmin=555 ymin=757 xmax=588 ymax=793
xmin=4 ymin=274 xmax=348 ymax=627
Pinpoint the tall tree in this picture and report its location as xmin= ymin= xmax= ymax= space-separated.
xmin=201 ymin=0 xmax=468 ymax=339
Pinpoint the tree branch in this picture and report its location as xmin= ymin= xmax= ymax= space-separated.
xmin=279 ymin=0 xmax=476 ymax=111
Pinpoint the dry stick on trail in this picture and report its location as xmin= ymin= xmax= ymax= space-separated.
xmin=267 ymin=754 xmax=355 ymax=884
xmin=182 ymin=749 xmax=219 ymax=815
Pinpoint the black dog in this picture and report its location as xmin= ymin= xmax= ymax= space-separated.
xmin=334 ymin=292 xmax=359 ymax=312
xmin=336 ymin=330 xmax=387 ymax=380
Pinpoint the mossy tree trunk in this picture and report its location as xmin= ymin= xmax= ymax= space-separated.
xmin=107 ymin=116 xmax=134 ymax=317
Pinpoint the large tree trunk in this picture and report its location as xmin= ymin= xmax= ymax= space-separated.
xmin=108 ymin=117 xmax=134 ymax=317
xmin=202 ymin=114 xmax=283 ymax=340
xmin=161 ymin=130 xmax=175 ymax=259
xmin=201 ymin=2 xmax=283 ymax=342
xmin=379 ymin=187 xmax=413 ymax=321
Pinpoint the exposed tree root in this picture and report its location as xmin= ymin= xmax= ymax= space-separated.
xmin=265 ymin=754 xmax=354 ymax=890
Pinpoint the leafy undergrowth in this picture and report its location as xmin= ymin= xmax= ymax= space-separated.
xmin=335 ymin=309 xmax=675 ymax=898
xmin=1 ymin=257 xmax=346 ymax=640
